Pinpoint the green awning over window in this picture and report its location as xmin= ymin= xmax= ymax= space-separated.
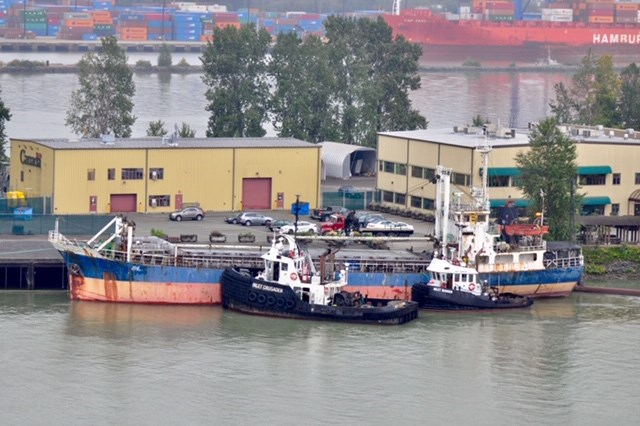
xmin=483 ymin=167 xmax=520 ymax=177
xmin=578 ymin=166 xmax=612 ymax=175
xmin=490 ymin=198 xmax=530 ymax=208
xmin=582 ymin=196 xmax=612 ymax=206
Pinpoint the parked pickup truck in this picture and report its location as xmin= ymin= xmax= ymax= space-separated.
xmin=320 ymin=214 xmax=347 ymax=235
xmin=320 ymin=213 xmax=360 ymax=235
xmin=310 ymin=205 xmax=348 ymax=222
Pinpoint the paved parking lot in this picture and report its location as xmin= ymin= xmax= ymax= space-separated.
xmin=129 ymin=208 xmax=435 ymax=253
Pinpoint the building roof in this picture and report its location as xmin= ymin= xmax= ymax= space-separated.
xmin=380 ymin=126 xmax=640 ymax=148
xmin=576 ymin=215 xmax=640 ymax=227
xmin=16 ymin=137 xmax=317 ymax=150
xmin=379 ymin=128 xmax=530 ymax=148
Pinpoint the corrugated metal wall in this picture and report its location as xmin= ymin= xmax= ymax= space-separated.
xmin=10 ymin=140 xmax=322 ymax=214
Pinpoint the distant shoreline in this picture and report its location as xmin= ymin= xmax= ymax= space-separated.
xmin=0 ymin=63 xmax=203 ymax=74
xmin=0 ymin=62 xmax=580 ymax=74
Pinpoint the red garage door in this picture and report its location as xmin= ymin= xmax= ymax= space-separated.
xmin=110 ymin=194 xmax=137 ymax=213
xmin=242 ymin=178 xmax=271 ymax=210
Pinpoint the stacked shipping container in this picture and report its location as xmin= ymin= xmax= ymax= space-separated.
xmin=3 ymin=0 xmax=638 ymax=43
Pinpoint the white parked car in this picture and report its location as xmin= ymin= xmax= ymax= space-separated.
xmin=362 ymin=220 xmax=414 ymax=236
xmin=280 ymin=221 xmax=318 ymax=235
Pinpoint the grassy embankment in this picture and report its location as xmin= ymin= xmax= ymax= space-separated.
xmin=582 ymin=245 xmax=640 ymax=279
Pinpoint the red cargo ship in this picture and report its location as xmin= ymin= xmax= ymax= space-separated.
xmin=383 ymin=2 xmax=640 ymax=64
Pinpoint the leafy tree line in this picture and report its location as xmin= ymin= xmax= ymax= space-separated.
xmin=202 ymin=17 xmax=427 ymax=146
xmin=551 ymin=50 xmax=640 ymax=130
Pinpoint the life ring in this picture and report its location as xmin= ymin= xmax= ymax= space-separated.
xmin=257 ymin=294 xmax=267 ymax=304
xmin=276 ymin=298 xmax=285 ymax=308
xmin=286 ymin=299 xmax=295 ymax=309
xmin=468 ymin=283 xmax=476 ymax=292
xmin=267 ymin=295 xmax=276 ymax=305
xmin=290 ymin=272 xmax=298 ymax=281
xmin=248 ymin=292 xmax=258 ymax=302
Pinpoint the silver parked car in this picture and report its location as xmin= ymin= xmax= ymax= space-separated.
xmin=232 ymin=212 xmax=273 ymax=226
xmin=169 ymin=206 xmax=205 ymax=221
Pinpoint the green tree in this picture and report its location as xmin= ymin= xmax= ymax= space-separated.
xmin=591 ymin=55 xmax=620 ymax=127
xmin=65 ymin=36 xmax=136 ymax=138
xmin=158 ymin=43 xmax=172 ymax=67
xmin=619 ymin=63 xmax=640 ymax=130
xmin=0 ymin=91 xmax=11 ymax=163
xmin=201 ymin=24 xmax=271 ymax=137
xmin=515 ymin=118 xmax=578 ymax=241
xmin=324 ymin=16 xmax=426 ymax=146
xmin=471 ymin=114 xmax=489 ymax=127
xmin=550 ymin=51 xmax=620 ymax=127
xmin=549 ymin=82 xmax=576 ymax=124
xmin=269 ymin=33 xmax=339 ymax=143
xmin=177 ymin=122 xmax=196 ymax=138
xmin=147 ymin=120 xmax=168 ymax=136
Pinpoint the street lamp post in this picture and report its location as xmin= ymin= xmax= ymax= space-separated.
xmin=294 ymin=194 xmax=300 ymax=238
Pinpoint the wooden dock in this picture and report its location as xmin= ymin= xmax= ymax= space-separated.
xmin=0 ymin=239 xmax=66 ymax=290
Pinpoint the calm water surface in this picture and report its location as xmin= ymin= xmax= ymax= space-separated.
xmin=1 ymin=288 xmax=639 ymax=425
xmin=0 ymin=51 xmax=572 ymax=140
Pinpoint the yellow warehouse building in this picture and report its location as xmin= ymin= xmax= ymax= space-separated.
xmin=10 ymin=137 xmax=322 ymax=214
xmin=377 ymin=125 xmax=640 ymax=217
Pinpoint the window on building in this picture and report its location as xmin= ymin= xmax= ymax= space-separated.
xmin=582 ymin=205 xmax=605 ymax=216
xmin=611 ymin=204 xmax=619 ymax=216
xmin=612 ymin=173 xmax=620 ymax=185
xmin=87 ymin=168 xmax=95 ymax=181
xmin=395 ymin=164 xmax=407 ymax=176
xmin=107 ymin=168 xmax=115 ymax=180
xmin=395 ymin=193 xmax=406 ymax=205
xmin=488 ymin=176 xmax=509 ymax=187
xmin=411 ymin=196 xmax=422 ymax=208
xmin=382 ymin=190 xmax=394 ymax=202
xmin=20 ymin=171 xmax=24 ymax=182
xmin=383 ymin=161 xmax=394 ymax=174
xmin=121 ymin=168 xmax=144 ymax=180
xmin=149 ymin=195 xmax=170 ymax=207
xmin=149 ymin=168 xmax=164 ymax=180
xmin=579 ymin=174 xmax=606 ymax=185
xmin=422 ymin=198 xmax=435 ymax=210
xmin=411 ymin=166 xmax=423 ymax=178
xmin=635 ymin=173 xmax=640 ymax=185
xmin=423 ymin=168 xmax=436 ymax=181
xmin=452 ymin=172 xmax=470 ymax=186
xmin=379 ymin=161 xmax=384 ymax=172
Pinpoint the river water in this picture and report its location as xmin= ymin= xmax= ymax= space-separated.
xmin=0 ymin=52 xmax=572 ymax=140
xmin=2 ymin=53 xmax=638 ymax=424
xmin=1 ymin=288 xmax=640 ymax=425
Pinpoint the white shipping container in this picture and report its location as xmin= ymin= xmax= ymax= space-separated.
xmin=63 ymin=12 xmax=92 ymax=20
xmin=542 ymin=15 xmax=573 ymax=22
xmin=541 ymin=8 xmax=573 ymax=16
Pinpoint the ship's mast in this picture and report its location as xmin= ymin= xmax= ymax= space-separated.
xmin=392 ymin=0 xmax=402 ymax=15
xmin=476 ymin=137 xmax=492 ymax=210
xmin=434 ymin=165 xmax=452 ymax=252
